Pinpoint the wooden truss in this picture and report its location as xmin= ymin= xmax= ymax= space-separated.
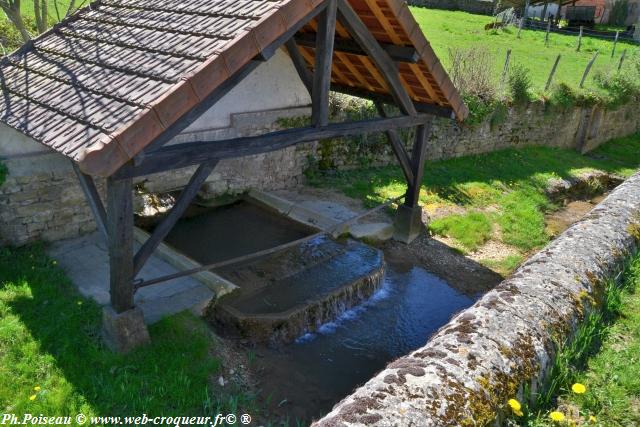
xmin=74 ymin=0 xmax=441 ymax=317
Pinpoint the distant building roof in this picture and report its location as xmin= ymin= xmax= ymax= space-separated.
xmin=0 ymin=0 xmax=467 ymax=177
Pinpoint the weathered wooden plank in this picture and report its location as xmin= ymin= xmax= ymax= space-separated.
xmin=118 ymin=114 xmax=434 ymax=178
xmin=285 ymin=39 xmax=313 ymax=95
xmin=375 ymin=102 xmax=414 ymax=184
xmin=336 ymin=0 xmax=417 ymax=116
xmin=312 ymin=0 xmax=337 ymax=127
xmin=293 ymin=33 xmax=420 ymax=63
xmin=132 ymin=160 xmax=219 ymax=276
xmin=106 ymin=174 xmax=134 ymax=313
xmin=72 ymin=161 xmax=108 ymax=241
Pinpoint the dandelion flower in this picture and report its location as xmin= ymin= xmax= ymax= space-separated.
xmin=550 ymin=411 xmax=565 ymax=422
xmin=589 ymin=415 xmax=597 ymax=423
xmin=28 ymin=394 xmax=36 ymax=401
xmin=513 ymin=409 xmax=523 ymax=417
xmin=33 ymin=386 xmax=40 ymax=391
xmin=507 ymin=399 xmax=521 ymax=411
xmin=571 ymin=383 xmax=586 ymax=394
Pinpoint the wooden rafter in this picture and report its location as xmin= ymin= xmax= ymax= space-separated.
xmin=336 ymin=0 xmax=417 ymax=116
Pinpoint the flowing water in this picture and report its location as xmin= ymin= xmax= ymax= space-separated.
xmin=251 ymin=260 xmax=480 ymax=422
xmin=154 ymin=201 xmax=482 ymax=422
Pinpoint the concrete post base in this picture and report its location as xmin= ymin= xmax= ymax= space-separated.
xmin=393 ymin=204 xmax=424 ymax=244
xmin=102 ymin=306 xmax=150 ymax=353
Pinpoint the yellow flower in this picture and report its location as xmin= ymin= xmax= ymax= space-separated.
xmin=571 ymin=383 xmax=586 ymax=394
xmin=33 ymin=386 xmax=41 ymax=391
xmin=589 ymin=415 xmax=597 ymax=423
xmin=550 ymin=411 xmax=565 ymax=422
xmin=513 ymin=409 xmax=524 ymax=417
xmin=28 ymin=394 xmax=36 ymax=401
xmin=507 ymin=399 xmax=522 ymax=411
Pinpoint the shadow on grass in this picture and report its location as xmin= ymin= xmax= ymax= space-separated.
xmin=0 ymin=244 xmax=253 ymax=417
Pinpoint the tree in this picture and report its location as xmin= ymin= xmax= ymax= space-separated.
xmin=0 ymin=0 xmax=80 ymax=44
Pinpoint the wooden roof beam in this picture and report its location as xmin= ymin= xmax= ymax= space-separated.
xmin=293 ymin=33 xmax=420 ymax=63
xmin=114 ymin=113 xmax=434 ymax=179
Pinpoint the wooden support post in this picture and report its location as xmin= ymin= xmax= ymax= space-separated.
xmin=103 ymin=173 xmax=150 ymax=353
xmin=577 ymin=25 xmax=583 ymax=52
xmin=133 ymin=161 xmax=218 ymax=276
xmin=393 ymin=119 xmax=433 ymax=244
xmin=580 ymin=50 xmax=598 ymax=88
xmin=285 ymin=39 xmax=313 ymax=96
xmin=611 ymin=30 xmax=619 ymax=59
xmin=404 ymin=123 xmax=430 ymax=208
xmin=106 ymin=175 xmax=135 ymax=313
xmin=336 ymin=0 xmax=417 ymax=116
xmin=545 ymin=54 xmax=561 ymax=91
xmin=72 ymin=162 xmax=107 ymax=241
xmin=312 ymin=0 xmax=337 ymax=127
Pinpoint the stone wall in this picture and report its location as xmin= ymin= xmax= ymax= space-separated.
xmin=314 ymin=171 xmax=640 ymax=427
xmin=316 ymin=101 xmax=640 ymax=170
xmin=1 ymin=100 xmax=639 ymax=246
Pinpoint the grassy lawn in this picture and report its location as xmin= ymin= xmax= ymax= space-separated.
xmin=519 ymin=252 xmax=640 ymax=426
xmin=410 ymin=8 xmax=639 ymax=92
xmin=0 ymin=244 xmax=255 ymax=423
xmin=314 ymin=133 xmax=640 ymax=273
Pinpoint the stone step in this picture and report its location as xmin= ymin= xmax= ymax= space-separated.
xmin=207 ymin=236 xmax=384 ymax=346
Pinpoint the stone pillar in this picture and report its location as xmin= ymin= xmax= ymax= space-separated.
xmin=393 ymin=204 xmax=424 ymax=243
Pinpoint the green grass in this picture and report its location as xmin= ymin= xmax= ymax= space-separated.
xmin=410 ymin=7 xmax=639 ymax=92
xmin=429 ymin=211 xmax=492 ymax=252
xmin=313 ymin=133 xmax=640 ymax=265
xmin=0 ymin=244 xmax=254 ymax=421
xmin=518 ymin=252 xmax=640 ymax=426
xmin=479 ymin=255 xmax=523 ymax=277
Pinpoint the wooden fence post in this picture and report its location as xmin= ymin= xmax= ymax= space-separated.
xmin=545 ymin=54 xmax=561 ymax=91
xmin=618 ymin=49 xmax=627 ymax=72
xmin=611 ymin=30 xmax=619 ymax=59
xmin=576 ymin=25 xmax=583 ymax=52
xmin=500 ymin=49 xmax=512 ymax=89
xmin=579 ymin=50 xmax=599 ymax=88
xmin=545 ymin=19 xmax=552 ymax=46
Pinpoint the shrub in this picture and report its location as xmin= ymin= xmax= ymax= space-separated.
xmin=594 ymin=70 xmax=640 ymax=108
xmin=448 ymin=47 xmax=497 ymax=102
xmin=508 ymin=63 xmax=532 ymax=105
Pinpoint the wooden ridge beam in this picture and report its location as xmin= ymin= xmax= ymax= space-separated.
xmin=132 ymin=160 xmax=219 ymax=277
xmin=293 ymin=33 xmax=420 ymax=63
xmin=336 ymin=0 xmax=417 ymax=116
xmin=115 ymin=114 xmax=434 ymax=179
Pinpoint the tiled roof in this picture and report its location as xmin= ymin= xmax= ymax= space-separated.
xmin=0 ymin=0 xmax=466 ymax=177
